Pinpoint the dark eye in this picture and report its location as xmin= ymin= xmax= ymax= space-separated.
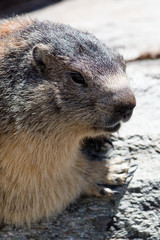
xmin=70 ymin=72 xmax=86 ymax=85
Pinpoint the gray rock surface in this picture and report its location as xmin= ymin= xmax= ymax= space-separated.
xmin=0 ymin=0 xmax=160 ymax=239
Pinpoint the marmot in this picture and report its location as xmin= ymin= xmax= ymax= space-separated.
xmin=0 ymin=16 xmax=136 ymax=226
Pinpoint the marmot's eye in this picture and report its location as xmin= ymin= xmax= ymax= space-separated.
xmin=70 ymin=72 xmax=86 ymax=86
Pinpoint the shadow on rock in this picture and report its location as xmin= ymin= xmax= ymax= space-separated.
xmin=0 ymin=0 xmax=63 ymax=18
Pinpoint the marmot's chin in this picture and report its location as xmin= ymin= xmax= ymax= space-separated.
xmin=105 ymin=122 xmax=121 ymax=133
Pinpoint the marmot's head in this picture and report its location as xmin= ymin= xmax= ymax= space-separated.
xmin=2 ymin=20 xmax=136 ymax=136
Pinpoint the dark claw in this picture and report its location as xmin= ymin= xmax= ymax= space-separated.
xmin=128 ymin=167 xmax=137 ymax=177
xmin=112 ymin=190 xmax=120 ymax=195
xmin=128 ymin=171 xmax=135 ymax=177
xmin=130 ymin=164 xmax=138 ymax=168
xmin=105 ymin=138 xmax=114 ymax=148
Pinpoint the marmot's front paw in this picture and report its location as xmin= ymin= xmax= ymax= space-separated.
xmin=84 ymin=158 xmax=136 ymax=198
xmin=105 ymin=157 xmax=130 ymax=185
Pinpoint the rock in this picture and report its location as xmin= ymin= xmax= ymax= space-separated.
xmin=120 ymin=59 xmax=160 ymax=137
xmin=30 ymin=0 xmax=160 ymax=62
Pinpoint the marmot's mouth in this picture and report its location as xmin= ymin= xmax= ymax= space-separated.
xmin=105 ymin=122 xmax=121 ymax=132
xmin=93 ymin=122 xmax=121 ymax=133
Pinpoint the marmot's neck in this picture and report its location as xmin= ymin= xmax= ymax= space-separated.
xmin=0 ymin=129 xmax=83 ymax=175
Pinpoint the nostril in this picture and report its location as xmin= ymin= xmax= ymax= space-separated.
xmin=116 ymin=103 xmax=135 ymax=122
xmin=117 ymin=104 xmax=134 ymax=114
xmin=122 ymin=109 xmax=133 ymax=122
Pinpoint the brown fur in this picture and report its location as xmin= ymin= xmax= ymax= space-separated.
xmin=0 ymin=17 xmax=136 ymax=225
xmin=0 ymin=17 xmax=31 ymax=56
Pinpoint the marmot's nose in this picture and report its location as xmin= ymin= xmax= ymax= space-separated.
xmin=115 ymin=90 xmax=136 ymax=122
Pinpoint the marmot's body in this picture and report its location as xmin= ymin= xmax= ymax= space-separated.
xmin=0 ymin=17 xmax=136 ymax=225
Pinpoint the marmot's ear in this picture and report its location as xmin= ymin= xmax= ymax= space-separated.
xmin=32 ymin=44 xmax=71 ymax=71
xmin=32 ymin=44 xmax=51 ymax=71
